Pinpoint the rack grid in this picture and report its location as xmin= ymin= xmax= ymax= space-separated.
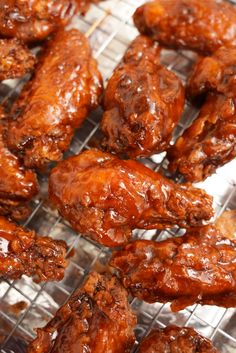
xmin=0 ymin=1 xmax=236 ymax=352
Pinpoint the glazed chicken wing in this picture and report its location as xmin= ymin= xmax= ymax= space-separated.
xmin=0 ymin=121 xmax=38 ymax=220
xmin=188 ymin=46 xmax=236 ymax=98
xmin=49 ymin=149 xmax=213 ymax=248
xmin=0 ymin=216 xmax=67 ymax=281
xmin=0 ymin=38 xmax=35 ymax=81
xmin=0 ymin=0 xmax=99 ymax=43
xmin=6 ymin=29 xmax=103 ymax=170
xmin=137 ymin=326 xmax=220 ymax=353
xmin=27 ymin=272 xmax=136 ymax=353
xmin=101 ymin=35 xmax=185 ymax=158
xmin=133 ymin=0 xmax=236 ymax=54
xmin=111 ymin=225 xmax=236 ymax=311
xmin=168 ymin=93 xmax=236 ymax=182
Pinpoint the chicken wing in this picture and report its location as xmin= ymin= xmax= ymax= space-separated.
xmin=0 ymin=121 xmax=38 ymax=220
xmin=133 ymin=0 xmax=236 ymax=54
xmin=6 ymin=29 xmax=103 ymax=170
xmin=27 ymin=272 xmax=136 ymax=353
xmin=188 ymin=46 xmax=236 ymax=98
xmin=0 ymin=0 xmax=99 ymax=43
xmin=168 ymin=93 xmax=236 ymax=182
xmin=0 ymin=216 xmax=67 ymax=281
xmin=49 ymin=149 xmax=213 ymax=248
xmin=111 ymin=225 xmax=236 ymax=311
xmin=137 ymin=326 xmax=220 ymax=353
xmin=101 ymin=35 xmax=185 ymax=158
xmin=0 ymin=38 xmax=35 ymax=81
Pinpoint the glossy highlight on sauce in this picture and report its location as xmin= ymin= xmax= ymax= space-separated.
xmin=168 ymin=93 xmax=236 ymax=182
xmin=6 ymin=29 xmax=103 ymax=169
xmin=0 ymin=118 xmax=38 ymax=220
xmin=111 ymin=225 xmax=236 ymax=311
xmin=27 ymin=272 xmax=136 ymax=353
xmin=137 ymin=326 xmax=220 ymax=353
xmin=0 ymin=216 xmax=67 ymax=281
xmin=0 ymin=0 xmax=99 ymax=42
xmin=188 ymin=46 xmax=236 ymax=98
xmin=134 ymin=0 xmax=236 ymax=54
xmin=49 ymin=149 xmax=213 ymax=247
xmin=101 ymin=35 xmax=185 ymax=158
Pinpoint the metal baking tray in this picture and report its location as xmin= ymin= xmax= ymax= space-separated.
xmin=0 ymin=1 xmax=236 ymax=352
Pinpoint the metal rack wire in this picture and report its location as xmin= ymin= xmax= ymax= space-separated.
xmin=0 ymin=1 xmax=236 ymax=352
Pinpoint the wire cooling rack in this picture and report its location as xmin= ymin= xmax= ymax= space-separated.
xmin=1 ymin=1 xmax=236 ymax=352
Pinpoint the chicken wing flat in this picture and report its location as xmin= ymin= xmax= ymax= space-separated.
xmin=168 ymin=93 xmax=236 ymax=182
xmin=111 ymin=225 xmax=236 ymax=311
xmin=0 ymin=216 xmax=67 ymax=281
xmin=137 ymin=326 xmax=220 ymax=353
xmin=0 ymin=0 xmax=99 ymax=43
xmin=6 ymin=29 xmax=103 ymax=170
xmin=188 ymin=46 xmax=236 ymax=98
xmin=49 ymin=149 xmax=213 ymax=248
xmin=101 ymin=35 xmax=185 ymax=158
xmin=27 ymin=272 xmax=136 ymax=353
xmin=0 ymin=38 xmax=35 ymax=81
xmin=0 ymin=122 xmax=38 ymax=220
xmin=133 ymin=0 xmax=236 ymax=54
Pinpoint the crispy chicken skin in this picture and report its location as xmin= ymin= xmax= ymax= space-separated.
xmin=111 ymin=225 xmax=236 ymax=311
xmin=6 ymin=29 xmax=103 ymax=170
xmin=133 ymin=0 xmax=236 ymax=54
xmin=0 ymin=121 xmax=38 ymax=220
xmin=0 ymin=38 xmax=35 ymax=81
xmin=168 ymin=93 xmax=236 ymax=182
xmin=49 ymin=149 xmax=213 ymax=248
xmin=0 ymin=0 xmax=99 ymax=43
xmin=0 ymin=216 xmax=67 ymax=281
xmin=101 ymin=35 xmax=185 ymax=158
xmin=27 ymin=272 xmax=136 ymax=353
xmin=188 ymin=46 xmax=236 ymax=98
xmin=137 ymin=326 xmax=220 ymax=353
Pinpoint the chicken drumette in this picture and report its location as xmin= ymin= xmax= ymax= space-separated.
xmin=0 ymin=120 xmax=38 ymax=220
xmin=101 ymin=35 xmax=185 ymax=158
xmin=0 ymin=0 xmax=99 ymax=43
xmin=167 ymin=93 xmax=236 ymax=182
xmin=0 ymin=216 xmax=67 ymax=281
xmin=49 ymin=149 xmax=213 ymax=248
xmin=133 ymin=0 xmax=236 ymax=54
xmin=188 ymin=46 xmax=236 ymax=98
xmin=0 ymin=38 xmax=35 ymax=81
xmin=111 ymin=225 xmax=236 ymax=311
xmin=27 ymin=272 xmax=136 ymax=353
xmin=137 ymin=326 xmax=220 ymax=353
xmin=6 ymin=29 xmax=103 ymax=170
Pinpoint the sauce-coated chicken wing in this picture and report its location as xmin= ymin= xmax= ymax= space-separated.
xmin=0 ymin=38 xmax=35 ymax=81
xmin=188 ymin=46 xmax=236 ymax=98
xmin=137 ymin=326 xmax=220 ymax=353
xmin=6 ymin=29 xmax=103 ymax=170
xmin=0 ymin=121 xmax=38 ymax=220
xmin=27 ymin=272 xmax=136 ymax=353
xmin=49 ymin=149 xmax=213 ymax=248
xmin=0 ymin=0 xmax=99 ymax=43
xmin=111 ymin=225 xmax=236 ymax=311
xmin=0 ymin=216 xmax=67 ymax=281
xmin=101 ymin=35 xmax=184 ymax=158
xmin=133 ymin=0 xmax=236 ymax=54
xmin=168 ymin=93 xmax=236 ymax=182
